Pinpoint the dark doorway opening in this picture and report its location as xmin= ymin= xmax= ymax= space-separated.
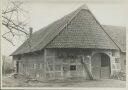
xmin=100 ymin=53 xmax=111 ymax=79
xmin=101 ymin=53 xmax=110 ymax=67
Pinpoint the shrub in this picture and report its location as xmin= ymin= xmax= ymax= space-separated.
xmin=2 ymin=62 xmax=15 ymax=74
xmin=110 ymin=71 xmax=126 ymax=81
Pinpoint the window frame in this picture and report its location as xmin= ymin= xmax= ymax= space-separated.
xmin=70 ymin=65 xmax=76 ymax=71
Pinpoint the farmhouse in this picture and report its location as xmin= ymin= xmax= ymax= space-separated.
xmin=11 ymin=5 xmax=126 ymax=80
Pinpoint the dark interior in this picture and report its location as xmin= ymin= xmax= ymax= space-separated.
xmin=101 ymin=53 xmax=110 ymax=67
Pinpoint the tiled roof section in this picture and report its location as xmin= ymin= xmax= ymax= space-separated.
xmin=46 ymin=9 xmax=118 ymax=49
xmin=102 ymin=25 xmax=126 ymax=52
xmin=11 ymin=4 xmax=83 ymax=55
xmin=11 ymin=4 xmax=120 ymax=56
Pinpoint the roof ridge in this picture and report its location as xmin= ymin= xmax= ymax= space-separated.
xmin=32 ymin=5 xmax=87 ymax=51
xmin=78 ymin=4 xmax=89 ymax=10
xmin=43 ymin=6 xmax=84 ymax=49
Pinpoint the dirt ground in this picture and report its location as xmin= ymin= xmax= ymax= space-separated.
xmin=2 ymin=74 xmax=126 ymax=88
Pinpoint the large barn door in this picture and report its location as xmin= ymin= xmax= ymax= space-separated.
xmin=92 ymin=53 xmax=111 ymax=79
xmin=92 ymin=53 xmax=101 ymax=79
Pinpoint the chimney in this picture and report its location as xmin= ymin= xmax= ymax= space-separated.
xmin=29 ymin=27 xmax=33 ymax=37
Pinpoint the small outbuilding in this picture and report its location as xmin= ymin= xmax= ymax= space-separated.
xmin=11 ymin=5 xmax=126 ymax=80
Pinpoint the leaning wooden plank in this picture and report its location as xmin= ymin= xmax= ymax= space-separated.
xmin=81 ymin=58 xmax=93 ymax=80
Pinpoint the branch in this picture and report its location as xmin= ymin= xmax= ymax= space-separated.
xmin=5 ymin=24 xmax=15 ymax=37
xmin=2 ymin=9 xmax=16 ymax=14
xmin=2 ymin=32 xmax=15 ymax=46
xmin=2 ymin=21 xmax=28 ymax=35
xmin=12 ymin=1 xmax=28 ymax=13
xmin=2 ymin=0 xmax=30 ymax=46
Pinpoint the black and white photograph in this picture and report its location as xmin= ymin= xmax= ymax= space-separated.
xmin=1 ymin=0 xmax=127 ymax=89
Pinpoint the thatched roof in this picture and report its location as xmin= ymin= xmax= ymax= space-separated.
xmin=11 ymin=4 xmax=125 ymax=56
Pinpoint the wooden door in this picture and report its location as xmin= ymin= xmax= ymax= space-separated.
xmin=92 ymin=53 xmax=101 ymax=79
xmin=101 ymin=67 xmax=110 ymax=79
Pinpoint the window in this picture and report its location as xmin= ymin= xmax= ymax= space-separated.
xmin=70 ymin=65 xmax=76 ymax=71
xmin=115 ymin=58 xmax=119 ymax=63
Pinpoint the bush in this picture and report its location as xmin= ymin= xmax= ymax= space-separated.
xmin=110 ymin=71 xmax=126 ymax=81
xmin=2 ymin=62 xmax=15 ymax=74
xmin=2 ymin=66 xmax=15 ymax=74
xmin=2 ymin=55 xmax=15 ymax=74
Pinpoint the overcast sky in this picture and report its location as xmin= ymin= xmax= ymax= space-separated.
xmin=1 ymin=0 xmax=128 ymax=56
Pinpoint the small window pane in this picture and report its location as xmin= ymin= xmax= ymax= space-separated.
xmin=70 ymin=65 xmax=76 ymax=71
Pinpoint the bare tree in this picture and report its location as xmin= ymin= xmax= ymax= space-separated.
xmin=2 ymin=0 xmax=30 ymax=46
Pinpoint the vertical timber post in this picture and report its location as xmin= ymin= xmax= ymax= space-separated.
xmin=44 ymin=49 xmax=47 ymax=79
xmin=16 ymin=61 xmax=19 ymax=73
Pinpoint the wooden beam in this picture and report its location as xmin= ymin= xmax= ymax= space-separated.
xmin=44 ymin=49 xmax=47 ymax=79
xmin=81 ymin=57 xmax=93 ymax=80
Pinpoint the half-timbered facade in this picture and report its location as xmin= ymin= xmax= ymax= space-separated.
xmin=11 ymin=4 xmax=126 ymax=81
